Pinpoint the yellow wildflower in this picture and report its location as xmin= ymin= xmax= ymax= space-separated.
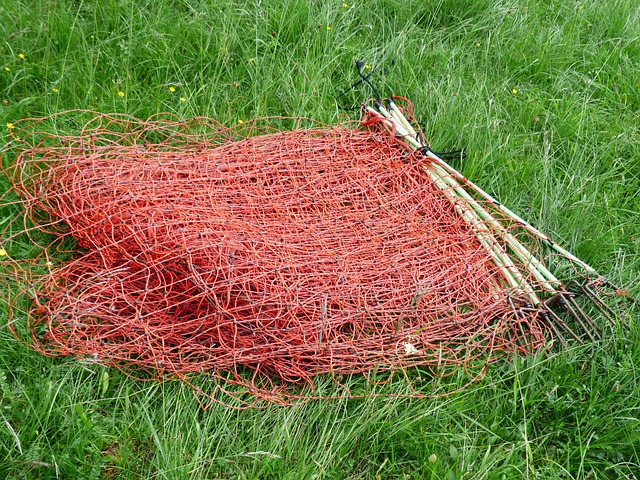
xmin=238 ymin=119 xmax=244 ymax=124
xmin=0 ymin=247 xmax=6 ymax=256
xmin=117 ymin=91 xmax=125 ymax=97
xmin=180 ymin=97 xmax=186 ymax=102
xmin=4 ymin=67 xmax=9 ymax=72
xmin=52 ymin=88 xmax=59 ymax=93
xmin=343 ymin=2 xmax=348 ymax=6
xmin=326 ymin=26 xmax=331 ymax=30
xmin=512 ymin=88 xmax=518 ymax=94
xmin=476 ymin=42 xmax=481 ymax=47
xmin=6 ymin=123 xmax=14 ymax=130
xmin=18 ymin=53 xmax=25 ymax=59
xmin=169 ymin=86 xmax=176 ymax=92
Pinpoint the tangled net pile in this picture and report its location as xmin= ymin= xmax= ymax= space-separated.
xmin=2 ymin=112 xmax=550 ymax=406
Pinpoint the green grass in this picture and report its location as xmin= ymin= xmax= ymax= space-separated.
xmin=1 ymin=0 xmax=639 ymax=478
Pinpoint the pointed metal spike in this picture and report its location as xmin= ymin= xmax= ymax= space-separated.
xmin=508 ymin=296 xmax=529 ymax=346
xmin=543 ymin=305 xmax=584 ymax=344
xmin=598 ymin=279 xmax=640 ymax=309
xmin=559 ymin=296 xmax=595 ymax=343
xmin=539 ymin=311 xmax=568 ymax=347
xmin=580 ymin=283 xmax=617 ymax=326
xmin=565 ymin=295 xmax=601 ymax=340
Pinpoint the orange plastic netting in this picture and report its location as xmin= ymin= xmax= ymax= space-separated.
xmin=1 ymin=112 xmax=548 ymax=406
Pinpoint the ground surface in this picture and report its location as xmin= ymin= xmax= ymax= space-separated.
xmin=1 ymin=0 xmax=639 ymax=478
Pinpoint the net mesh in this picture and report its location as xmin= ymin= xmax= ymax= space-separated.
xmin=1 ymin=112 xmax=549 ymax=406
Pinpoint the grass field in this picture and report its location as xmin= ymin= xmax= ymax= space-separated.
xmin=1 ymin=0 xmax=640 ymax=478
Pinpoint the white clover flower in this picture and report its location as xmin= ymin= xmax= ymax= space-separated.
xmin=403 ymin=342 xmax=421 ymax=355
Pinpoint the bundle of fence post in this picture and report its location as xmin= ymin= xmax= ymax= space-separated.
xmin=0 ymin=99 xmax=631 ymax=407
xmin=363 ymin=95 xmax=633 ymax=342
